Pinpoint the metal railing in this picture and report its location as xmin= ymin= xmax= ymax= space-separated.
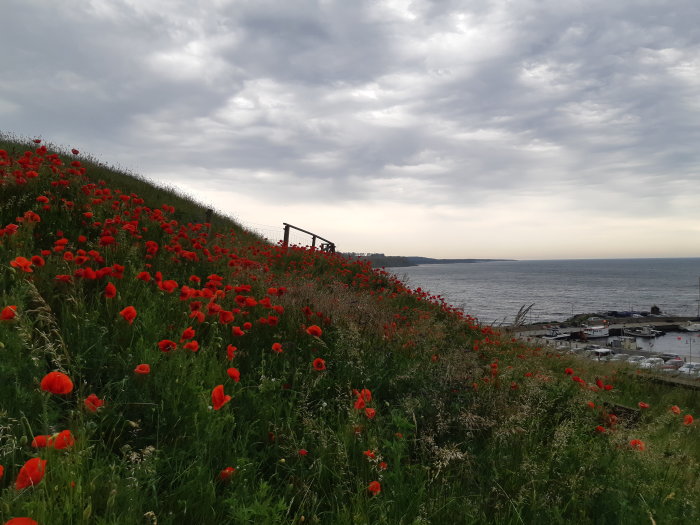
xmin=282 ymin=223 xmax=335 ymax=253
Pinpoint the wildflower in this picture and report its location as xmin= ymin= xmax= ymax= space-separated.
xmin=211 ymin=385 xmax=231 ymax=410
xmin=15 ymin=457 xmax=47 ymax=490
xmin=40 ymin=371 xmax=73 ymax=395
xmin=638 ymin=402 xmax=650 ymax=409
xmin=363 ymin=450 xmax=376 ymax=459
xmin=629 ymin=439 xmax=645 ymax=451
xmin=30 ymin=255 xmax=45 ymax=267
xmin=218 ymin=310 xmax=234 ymax=324
xmin=595 ymin=425 xmax=606 ymax=433
xmin=271 ymin=342 xmax=283 ymax=353
xmin=71 ymin=148 xmax=79 ymax=155
xmin=312 ymin=358 xmax=326 ymax=371
xmin=298 ymin=449 xmax=308 ymax=456
xmin=365 ymin=408 xmax=376 ymax=419
xmin=134 ymin=364 xmax=151 ymax=375
xmin=119 ymin=306 xmax=137 ymax=324
xmin=684 ymin=414 xmax=694 ymax=426
xmin=368 ymin=480 xmax=381 ymax=496
xmin=242 ymin=321 xmax=252 ymax=330
xmin=232 ymin=326 xmax=245 ymax=337
xmin=1 ymin=305 xmax=17 ymax=320
xmin=104 ymin=282 xmax=117 ymax=298
xmin=379 ymin=461 xmax=388 ymax=470
xmin=84 ymin=394 xmax=104 ymax=412
xmin=5 ymin=518 xmax=39 ymax=525
xmin=181 ymin=326 xmax=195 ymax=340
xmin=183 ymin=340 xmax=199 ymax=352
xmin=595 ymin=378 xmax=604 ymax=389
xmin=219 ymin=467 xmax=236 ymax=481
xmin=52 ymin=430 xmax=75 ymax=450
xmin=157 ymin=339 xmax=177 ymax=353
xmin=0 ymin=464 xmax=3 ymax=479
xmin=586 ymin=401 xmax=595 ymax=409
xmin=227 ymin=367 xmax=240 ymax=382
xmin=10 ymin=257 xmax=33 ymax=273
xmin=306 ymin=325 xmax=322 ymax=337
xmin=226 ymin=344 xmax=237 ymax=361
xmin=671 ymin=405 xmax=681 ymax=415
xmin=564 ymin=367 xmax=574 ymax=375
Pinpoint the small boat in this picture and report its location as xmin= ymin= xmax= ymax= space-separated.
xmin=679 ymin=321 xmax=700 ymax=332
xmin=583 ymin=323 xmax=609 ymax=338
xmin=542 ymin=327 xmax=571 ymax=341
xmin=623 ymin=325 xmax=663 ymax=338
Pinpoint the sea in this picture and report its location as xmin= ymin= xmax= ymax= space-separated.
xmin=394 ymin=258 xmax=700 ymax=359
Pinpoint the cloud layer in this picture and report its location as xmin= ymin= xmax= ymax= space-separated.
xmin=2 ymin=0 xmax=700 ymax=258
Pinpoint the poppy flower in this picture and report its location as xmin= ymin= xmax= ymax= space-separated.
xmin=40 ymin=371 xmax=73 ymax=395
xmin=84 ymin=394 xmax=104 ymax=412
xmin=306 ymin=325 xmax=322 ymax=337
xmin=1 ymin=305 xmax=17 ymax=320
xmin=134 ymin=363 xmax=151 ymax=375
xmin=15 ymin=457 xmax=47 ymax=490
xmin=31 ymin=435 xmax=50 ymax=448
xmin=564 ymin=368 xmax=574 ymax=375
xmin=364 ymin=408 xmax=376 ymax=419
xmin=271 ymin=342 xmax=283 ymax=354
xmin=298 ymin=449 xmax=308 ymax=456
xmin=227 ymin=367 xmax=240 ymax=382
xmin=181 ymin=326 xmax=195 ymax=340
xmin=226 ymin=344 xmax=237 ymax=361
xmin=684 ymin=414 xmax=694 ymax=426
xmin=5 ymin=518 xmax=39 ymax=525
xmin=312 ymin=358 xmax=326 ymax=371
xmin=157 ymin=339 xmax=177 ymax=353
xmin=52 ymin=430 xmax=75 ymax=450
xmin=10 ymin=257 xmax=33 ymax=273
xmin=184 ymin=340 xmax=199 ymax=352
xmin=595 ymin=425 xmax=606 ymax=433
xmin=218 ymin=310 xmax=234 ymax=324
xmin=0 ymin=464 xmax=4 ymax=479
xmin=638 ymin=402 xmax=650 ymax=409
xmin=368 ymin=480 xmax=381 ymax=496
xmin=671 ymin=405 xmax=681 ymax=415
xmin=629 ymin=439 xmax=645 ymax=451
xmin=119 ymin=306 xmax=137 ymax=324
xmin=363 ymin=450 xmax=375 ymax=459
xmin=71 ymin=148 xmax=79 ymax=155
xmin=104 ymin=282 xmax=117 ymax=298
xmin=219 ymin=467 xmax=236 ymax=481
xmin=211 ymin=385 xmax=231 ymax=410
xmin=232 ymin=326 xmax=245 ymax=337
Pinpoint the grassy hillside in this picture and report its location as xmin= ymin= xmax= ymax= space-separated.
xmin=0 ymin=136 xmax=698 ymax=524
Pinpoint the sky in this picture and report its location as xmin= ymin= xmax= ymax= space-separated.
xmin=2 ymin=0 xmax=700 ymax=260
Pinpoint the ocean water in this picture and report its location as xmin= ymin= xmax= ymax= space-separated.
xmin=394 ymin=258 xmax=700 ymax=326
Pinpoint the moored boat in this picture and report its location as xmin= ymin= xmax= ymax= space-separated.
xmin=623 ymin=325 xmax=663 ymax=338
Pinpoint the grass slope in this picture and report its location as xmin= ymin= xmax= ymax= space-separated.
xmin=0 ymin=136 xmax=698 ymax=524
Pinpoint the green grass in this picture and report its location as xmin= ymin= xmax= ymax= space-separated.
xmin=0 ymin=135 xmax=698 ymax=524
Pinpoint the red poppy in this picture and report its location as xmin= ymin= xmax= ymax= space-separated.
xmin=211 ymin=385 xmax=231 ymax=410
xmin=31 ymin=435 xmax=50 ymax=448
xmin=15 ymin=457 xmax=47 ymax=490
xmin=84 ymin=394 xmax=104 ymax=412
xmin=104 ymin=282 xmax=117 ymax=298
xmin=298 ymin=449 xmax=308 ymax=456
xmin=158 ymin=339 xmax=177 ymax=353
xmin=564 ymin=368 xmax=574 ymax=375
xmin=30 ymin=255 xmax=45 ymax=267
xmin=219 ymin=467 xmax=236 ymax=481
xmin=10 ymin=257 xmax=33 ymax=273
xmin=232 ymin=326 xmax=245 ymax=337
xmin=226 ymin=344 xmax=237 ymax=361
xmin=40 ymin=371 xmax=73 ymax=395
xmin=119 ymin=306 xmax=137 ymax=324
xmin=1 ymin=305 xmax=17 ymax=320
xmin=363 ymin=449 xmax=375 ymax=459
xmin=5 ymin=518 xmax=39 ymax=525
xmin=684 ymin=414 xmax=694 ymax=426
xmin=629 ymin=439 xmax=645 ymax=451
xmin=242 ymin=321 xmax=252 ymax=330
xmin=638 ymin=402 xmax=650 ymax=409
xmin=0 ymin=464 xmax=4 ymax=479
xmin=306 ymin=325 xmax=322 ymax=337
xmin=368 ymin=480 xmax=381 ymax=496
xmin=671 ymin=405 xmax=681 ymax=415
xmin=379 ymin=461 xmax=388 ymax=470
xmin=183 ymin=340 xmax=199 ymax=352
xmin=71 ymin=148 xmax=80 ymax=155
xmin=312 ymin=358 xmax=326 ymax=371
xmin=227 ymin=367 xmax=240 ymax=382
xmin=134 ymin=363 xmax=151 ymax=375
xmin=52 ymin=430 xmax=75 ymax=450
xmin=218 ymin=310 xmax=234 ymax=324
xmin=181 ymin=326 xmax=195 ymax=340
xmin=595 ymin=425 xmax=606 ymax=433
xmin=271 ymin=342 xmax=283 ymax=354
xmin=364 ymin=408 xmax=376 ymax=419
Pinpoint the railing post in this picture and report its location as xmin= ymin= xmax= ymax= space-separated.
xmin=312 ymin=235 xmax=317 ymax=248
xmin=283 ymin=223 xmax=290 ymax=250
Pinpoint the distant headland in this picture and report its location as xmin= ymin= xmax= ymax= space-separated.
xmin=345 ymin=253 xmax=514 ymax=268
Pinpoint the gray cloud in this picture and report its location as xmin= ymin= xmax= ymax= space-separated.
xmin=2 ymin=0 xmax=699 ymax=257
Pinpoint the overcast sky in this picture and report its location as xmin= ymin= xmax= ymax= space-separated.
xmin=2 ymin=0 xmax=700 ymax=259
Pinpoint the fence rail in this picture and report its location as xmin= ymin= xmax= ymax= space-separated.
xmin=283 ymin=223 xmax=335 ymax=253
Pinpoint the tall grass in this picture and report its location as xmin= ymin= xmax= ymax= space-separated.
xmin=0 ymin=136 xmax=698 ymax=524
